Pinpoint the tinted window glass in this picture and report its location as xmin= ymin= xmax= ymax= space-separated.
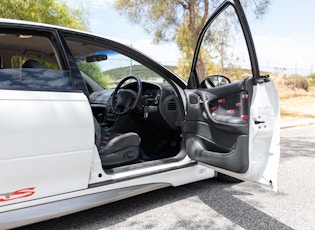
xmin=0 ymin=31 xmax=71 ymax=90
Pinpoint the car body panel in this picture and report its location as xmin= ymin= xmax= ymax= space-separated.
xmin=0 ymin=90 xmax=94 ymax=205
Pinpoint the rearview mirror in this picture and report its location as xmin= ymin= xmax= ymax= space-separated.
xmin=86 ymin=54 xmax=107 ymax=62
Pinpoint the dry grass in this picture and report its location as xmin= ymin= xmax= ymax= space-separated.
xmin=278 ymin=85 xmax=315 ymax=122
xmin=270 ymin=73 xmax=315 ymax=121
xmin=281 ymin=97 xmax=315 ymax=121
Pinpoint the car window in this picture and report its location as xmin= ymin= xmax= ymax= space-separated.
xmin=196 ymin=5 xmax=252 ymax=84
xmin=0 ymin=31 xmax=71 ymax=90
xmin=64 ymin=37 xmax=169 ymax=90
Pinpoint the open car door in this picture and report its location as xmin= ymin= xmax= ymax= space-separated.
xmin=184 ymin=0 xmax=280 ymax=190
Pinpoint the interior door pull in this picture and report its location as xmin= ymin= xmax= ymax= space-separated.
xmin=255 ymin=120 xmax=265 ymax=124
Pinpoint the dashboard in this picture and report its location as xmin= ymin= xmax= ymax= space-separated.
xmin=90 ymin=81 xmax=180 ymax=130
xmin=142 ymin=88 xmax=160 ymax=106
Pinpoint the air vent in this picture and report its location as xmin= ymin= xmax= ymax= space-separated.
xmin=107 ymin=107 xmax=115 ymax=118
xmin=167 ymin=99 xmax=177 ymax=110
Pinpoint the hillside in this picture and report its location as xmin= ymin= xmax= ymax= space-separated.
xmin=103 ymin=65 xmax=176 ymax=81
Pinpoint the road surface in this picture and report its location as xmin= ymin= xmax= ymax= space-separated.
xmin=16 ymin=125 xmax=315 ymax=230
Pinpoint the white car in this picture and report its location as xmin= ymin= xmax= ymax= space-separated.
xmin=0 ymin=0 xmax=280 ymax=228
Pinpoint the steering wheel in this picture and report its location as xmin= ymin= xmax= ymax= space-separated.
xmin=111 ymin=75 xmax=142 ymax=115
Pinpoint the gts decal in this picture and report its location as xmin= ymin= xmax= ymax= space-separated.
xmin=0 ymin=187 xmax=35 ymax=202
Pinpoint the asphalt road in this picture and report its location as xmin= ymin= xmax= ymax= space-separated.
xmin=16 ymin=125 xmax=315 ymax=230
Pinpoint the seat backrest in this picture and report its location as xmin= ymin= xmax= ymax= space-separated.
xmin=22 ymin=60 xmax=47 ymax=69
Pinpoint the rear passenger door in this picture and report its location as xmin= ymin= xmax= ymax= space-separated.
xmin=0 ymin=27 xmax=94 ymax=206
xmin=184 ymin=0 xmax=280 ymax=190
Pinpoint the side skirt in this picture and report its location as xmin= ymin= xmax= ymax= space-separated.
xmin=0 ymin=183 xmax=169 ymax=229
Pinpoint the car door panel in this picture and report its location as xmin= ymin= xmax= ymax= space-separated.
xmin=184 ymin=79 xmax=252 ymax=173
xmin=186 ymin=133 xmax=249 ymax=173
xmin=185 ymin=0 xmax=279 ymax=190
xmin=184 ymin=78 xmax=280 ymax=183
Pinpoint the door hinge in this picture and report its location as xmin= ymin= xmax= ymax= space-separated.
xmin=257 ymin=75 xmax=270 ymax=84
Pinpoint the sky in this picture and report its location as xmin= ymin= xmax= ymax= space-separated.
xmin=66 ymin=0 xmax=315 ymax=75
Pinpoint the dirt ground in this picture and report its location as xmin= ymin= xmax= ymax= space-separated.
xmin=279 ymin=87 xmax=315 ymax=122
xmin=270 ymin=73 xmax=315 ymax=122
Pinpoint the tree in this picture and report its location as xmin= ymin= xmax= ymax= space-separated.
xmin=115 ymin=0 xmax=270 ymax=80
xmin=0 ymin=0 xmax=88 ymax=30
xmin=78 ymin=61 xmax=113 ymax=88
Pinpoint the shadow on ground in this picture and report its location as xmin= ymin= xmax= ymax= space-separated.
xmin=16 ymin=178 xmax=292 ymax=230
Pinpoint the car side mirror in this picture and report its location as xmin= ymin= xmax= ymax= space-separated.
xmin=201 ymin=75 xmax=231 ymax=88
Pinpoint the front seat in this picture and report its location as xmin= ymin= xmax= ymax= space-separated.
xmin=22 ymin=59 xmax=47 ymax=69
xmin=94 ymin=119 xmax=140 ymax=168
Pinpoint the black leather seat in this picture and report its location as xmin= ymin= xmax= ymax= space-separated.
xmin=94 ymin=119 xmax=140 ymax=168
xmin=22 ymin=59 xmax=47 ymax=69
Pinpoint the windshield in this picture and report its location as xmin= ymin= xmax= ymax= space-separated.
xmin=65 ymin=37 xmax=169 ymax=90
